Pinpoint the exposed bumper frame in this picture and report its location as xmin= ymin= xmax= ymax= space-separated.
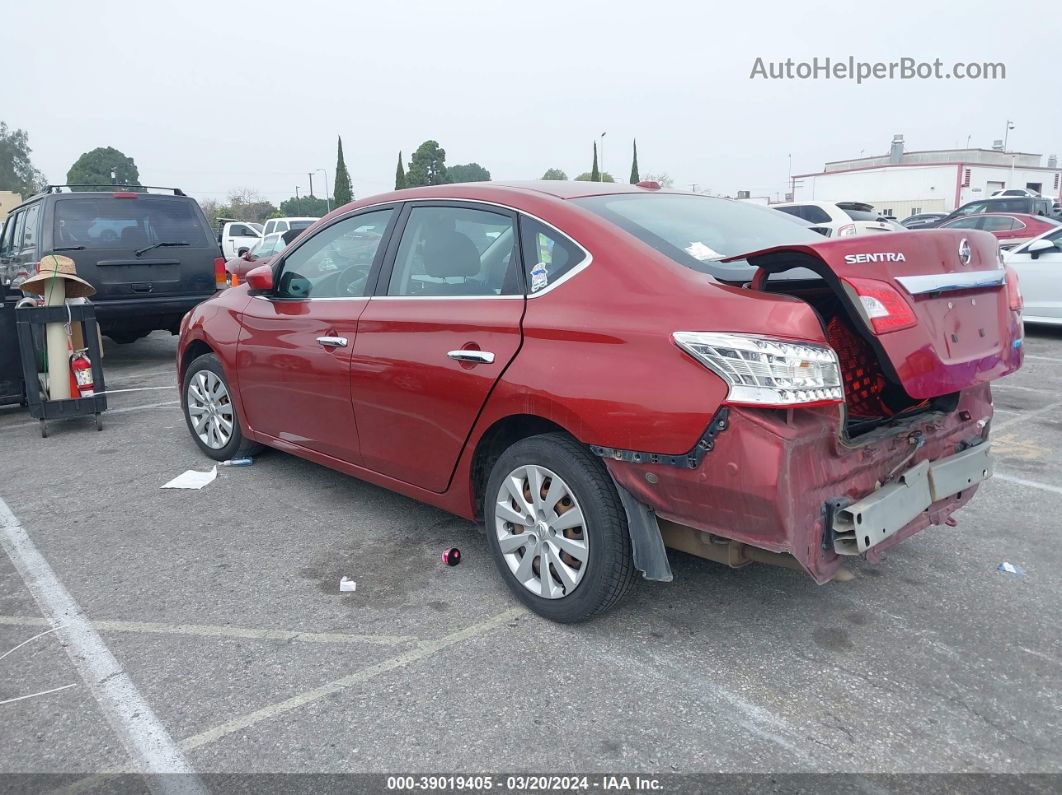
xmin=830 ymin=442 xmax=993 ymax=555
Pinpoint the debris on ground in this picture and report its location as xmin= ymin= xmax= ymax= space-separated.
xmin=160 ymin=466 xmax=218 ymax=490
xmin=997 ymin=562 xmax=1026 ymax=576
xmin=339 ymin=577 xmax=357 ymax=592
xmin=218 ymin=457 xmax=254 ymax=467
xmin=442 ymin=547 xmax=462 ymax=566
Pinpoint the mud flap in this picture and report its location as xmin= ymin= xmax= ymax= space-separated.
xmin=613 ymin=479 xmax=673 ymax=582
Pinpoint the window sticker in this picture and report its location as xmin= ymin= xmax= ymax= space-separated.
xmin=530 ymin=262 xmax=549 ymax=292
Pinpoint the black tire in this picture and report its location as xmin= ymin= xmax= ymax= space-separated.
xmin=484 ymin=433 xmax=635 ymax=623
xmin=181 ymin=352 xmax=262 ymax=461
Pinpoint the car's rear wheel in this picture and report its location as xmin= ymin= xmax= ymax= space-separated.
xmin=181 ymin=353 xmax=261 ymax=461
xmin=484 ymin=433 xmax=635 ymax=622
xmin=106 ymin=330 xmax=149 ymax=345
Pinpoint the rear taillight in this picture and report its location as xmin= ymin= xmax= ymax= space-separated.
xmin=843 ymin=277 xmax=917 ymax=334
xmin=112 ymin=192 xmax=138 ymax=199
xmin=214 ymin=257 xmax=227 ymax=289
xmin=1005 ymin=266 xmax=1023 ymax=312
xmin=673 ymin=332 xmax=844 ymax=407
xmin=230 ymin=273 xmax=240 ymax=287
xmin=838 ymin=223 xmax=857 ymax=237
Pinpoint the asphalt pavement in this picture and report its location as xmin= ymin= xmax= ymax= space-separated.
xmin=1 ymin=328 xmax=1060 ymax=790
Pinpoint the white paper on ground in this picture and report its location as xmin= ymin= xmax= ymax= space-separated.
xmin=339 ymin=577 xmax=356 ymax=592
xmin=161 ymin=466 xmax=218 ymax=490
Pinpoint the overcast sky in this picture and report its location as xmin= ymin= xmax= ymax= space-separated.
xmin=5 ymin=0 xmax=1059 ymax=205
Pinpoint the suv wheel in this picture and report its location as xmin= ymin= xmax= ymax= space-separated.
xmin=181 ymin=353 xmax=262 ymax=461
xmin=484 ymin=433 xmax=635 ymax=622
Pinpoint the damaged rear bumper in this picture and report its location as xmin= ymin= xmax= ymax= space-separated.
xmin=604 ymin=384 xmax=994 ymax=584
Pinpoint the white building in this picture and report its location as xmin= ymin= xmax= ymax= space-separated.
xmin=792 ymin=135 xmax=1061 ymax=218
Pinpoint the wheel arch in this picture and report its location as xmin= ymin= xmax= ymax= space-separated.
xmin=180 ymin=339 xmax=215 ymax=382
xmin=469 ymin=413 xmax=578 ymax=521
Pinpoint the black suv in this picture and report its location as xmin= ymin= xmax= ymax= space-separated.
xmin=0 ymin=185 xmax=223 ymax=343
xmin=928 ymin=196 xmax=1062 ymax=228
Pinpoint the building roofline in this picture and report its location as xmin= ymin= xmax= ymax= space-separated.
xmin=794 ymin=161 xmax=1061 ymax=179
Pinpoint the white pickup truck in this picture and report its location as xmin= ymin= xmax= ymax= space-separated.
xmin=217 ymin=219 xmax=263 ymax=259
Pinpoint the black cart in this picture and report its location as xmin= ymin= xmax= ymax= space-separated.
xmin=15 ymin=303 xmax=107 ymax=437
xmin=0 ymin=287 xmax=26 ymax=406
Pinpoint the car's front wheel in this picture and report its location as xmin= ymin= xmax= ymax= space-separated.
xmin=181 ymin=352 xmax=261 ymax=461
xmin=484 ymin=433 xmax=635 ymax=622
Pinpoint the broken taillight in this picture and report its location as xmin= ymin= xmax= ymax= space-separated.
xmin=843 ymin=277 xmax=917 ymax=334
xmin=673 ymin=332 xmax=844 ymax=407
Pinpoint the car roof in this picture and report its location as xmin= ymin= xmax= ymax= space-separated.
xmin=271 ymin=216 xmax=319 ymax=222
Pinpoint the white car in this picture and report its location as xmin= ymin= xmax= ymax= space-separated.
xmin=1004 ymin=225 xmax=1062 ymax=325
xmin=772 ymin=201 xmax=899 ymax=237
xmin=261 ymin=216 xmax=318 ymax=237
xmin=218 ymin=220 xmax=262 ymax=259
xmin=991 ymin=188 xmax=1040 ymax=198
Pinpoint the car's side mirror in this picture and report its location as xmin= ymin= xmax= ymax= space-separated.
xmin=245 ymin=264 xmax=274 ymax=294
xmin=1027 ymin=238 xmax=1055 ymax=259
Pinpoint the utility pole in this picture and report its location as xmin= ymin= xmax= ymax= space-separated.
xmin=689 ymin=184 xmax=698 ymax=193
xmin=600 ymin=131 xmax=607 ymax=180
xmin=1003 ymin=120 xmax=1014 ymax=152
xmin=308 ymin=172 xmax=315 ymax=198
xmin=295 ymin=185 xmax=301 ymax=214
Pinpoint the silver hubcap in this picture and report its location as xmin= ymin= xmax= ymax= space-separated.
xmin=494 ymin=465 xmax=588 ymax=599
xmin=186 ymin=370 xmax=234 ymax=450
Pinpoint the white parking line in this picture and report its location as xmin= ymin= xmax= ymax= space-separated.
xmin=179 ymin=606 xmax=525 ymax=752
xmin=0 ymin=497 xmax=205 ymax=795
xmin=1024 ymin=354 xmax=1062 ymax=364
xmin=0 ymin=615 xmax=417 ymax=646
xmin=993 ymin=472 xmax=1062 ymax=497
xmin=991 ymin=383 xmax=1055 ymax=394
xmin=992 ymin=399 xmax=1062 ymax=432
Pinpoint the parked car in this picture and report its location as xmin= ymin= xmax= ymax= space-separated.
xmin=900 ymin=212 xmax=947 ymax=230
xmin=1004 ymin=225 xmax=1062 ymax=325
xmin=177 ymin=181 xmax=1022 ymax=622
xmin=224 ymin=231 xmax=289 ymax=284
xmin=929 ymin=196 xmax=1060 ymax=228
xmin=0 ymin=186 xmax=224 ymax=343
xmin=990 ymin=188 xmax=1040 ymax=198
xmin=261 ymin=216 xmax=318 ymax=237
xmin=937 ymin=212 xmax=1061 ymax=250
xmin=218 ymin=219 xmax=262 ymax=259
xmin=772 ymin=201 xmax=898 ymax=237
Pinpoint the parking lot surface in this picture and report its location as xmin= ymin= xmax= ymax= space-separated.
xmin=1 ymin=328 xmax=1061 ymax=786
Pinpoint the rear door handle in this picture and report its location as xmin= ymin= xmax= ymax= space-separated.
xmin=447 ymin=350 xmax=495 ymax=364
xmin=316 ymin=336 xmax=348 ymax=348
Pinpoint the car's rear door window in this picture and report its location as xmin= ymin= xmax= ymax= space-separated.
xmin=982 ymin=216 xmax=1016 ymax=232
xmin=20 ymin=204 xmax=40 ymax=255
xmin=53 ymin=197 xmax=211 ymax=249
xmin=274 ymin=209 xmax=393 ymax=299
xmin=386 ymin=206 xmax=519 ymax=297
xmin=519 ymin=216 xmax=586 ymax=294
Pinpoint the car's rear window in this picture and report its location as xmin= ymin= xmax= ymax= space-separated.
xmin=572 ymin=193 xmax=823 ymax=279
xmin=54 ymin=196 xmax=211 ymax=250
xmin=289 ymin=220 xmax=315 ymax=231
xmin=839 ymin=207 xmax=879 ymax=221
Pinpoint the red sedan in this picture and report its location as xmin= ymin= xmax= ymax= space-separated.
xmin=938 ymin=212 xmax=1061 ymax=249
xmin=177 ymin=182 xmax=1023 ymax=622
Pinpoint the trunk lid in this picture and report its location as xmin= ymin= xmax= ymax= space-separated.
xmin=737 ymin=230 xmax=1024 ymax=399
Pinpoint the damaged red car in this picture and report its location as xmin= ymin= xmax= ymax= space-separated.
xmin=177 ymin=181 xmax=1024 ymax=622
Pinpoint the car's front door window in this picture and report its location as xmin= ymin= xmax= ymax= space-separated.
xmin=273 ymin=209 xmax=393 ymax=299
xmin=386 ymin=206 xmax=518 ymax=297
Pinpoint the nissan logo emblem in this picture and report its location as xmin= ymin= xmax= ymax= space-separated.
xmin=958 ymin=238 xmax=972 ymax=266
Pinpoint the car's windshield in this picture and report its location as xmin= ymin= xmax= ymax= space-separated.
xmin=53 ymin=196 xmax=210 ymax=250
xmin=289 ymin=220 xmax=315 ymax=231
xmin=250 ymin=233 xmax=285 ymax=258
xmin=572 ymin=193 xmax=823 ymax=279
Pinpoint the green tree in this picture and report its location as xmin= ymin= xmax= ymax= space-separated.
xmin=575 ymin=171 xmax=614 ymax=182
xmin=541 ymin=168 xmax=567 ymax=180
xmin=590 ymin=142 xmax=600 ymax=182
xmin=629 ymin=139 xmax=640 ymax=184
xmin=447 ymin=162 xmax=491 ymax=183
xmin=406 ymin=140 xmax=448 ymax=187
xmin=67 ymin=146 xmax=139 ymax=187
xmin=0 ymin=122 xmax=45 ymax=195
xmin=279 ymin=195 xmax=330 ymax=217
xmin=333 ymin=136 xmax=353 ymax=206
xmin=395 ymin=151 xmax=407 ymax=190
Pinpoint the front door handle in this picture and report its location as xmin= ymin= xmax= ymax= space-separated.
xmin=316 ymin=336 xmax=348 ymax=348
xmin=447 ymin=349 xmax=495 ymax=364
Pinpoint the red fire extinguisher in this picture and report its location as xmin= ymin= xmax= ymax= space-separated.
xmin=69 ymin=350 xmax=94 ymax=397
